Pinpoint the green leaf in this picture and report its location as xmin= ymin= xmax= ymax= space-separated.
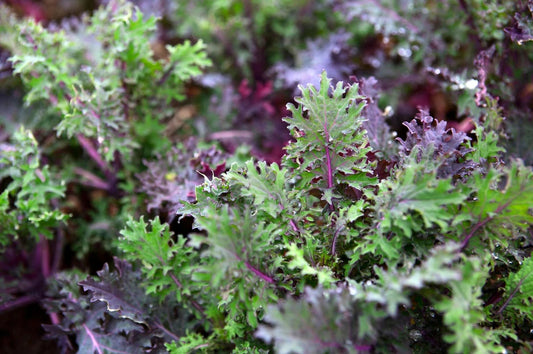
xmin=283 ymin=71 xmax=375 ymax=207
xmin=434 ymin=255 xmax=505 ymax=353
xmin=166 ymin=333 xmax=211 ymax=354
xmin=192 ymin=205 xmax=280 ymax=327
xmin=364 ymin=242 xmax=463 ymax=316
xmin=499 ymin=256 xmax=533 ymax=323
xmin=286 ymin=242 xmax=337 ymax=287
xmin=166 ymin=40 xmax=212 ymax=82
xmin=118 ymin=216 xmax=200 ymax=310
xmin=10 ymin=0 xmax=210 ymax=161
xmin=462 ymin=160 xmax=533 ymax=249
xmin=0 ymin=127 xmax=67 ymax=246
xmin=225 ymin=160 xmax=289 ymax=218
xmin=377 ymin=151 xmax=467 ymax=238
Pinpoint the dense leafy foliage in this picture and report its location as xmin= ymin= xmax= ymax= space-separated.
xmin=43 ymin=258 xmax=193 ymax=353
xmin=8 ymin=0 xmax=210 ymax=161
xmin=172 ymin=73 xmax=533 ymax=352
xmin=0 ymin=127 xmax=66 ymax=248
xmin=1 ymin=0 xmax=533 ymax=353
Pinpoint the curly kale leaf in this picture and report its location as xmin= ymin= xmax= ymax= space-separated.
xmin=375 ymin=150 xmax=467 ymax=241
xmin=191 ymin=205 xmax=280 ymax=328
xmin=118 ymin=217 xmax=204 ymax=314
xmin=79 ymin=259 xmax=149 ymax=325
xmin=9 ymin=0 xmax=210 ymax=160
xmin=498 ymin=255 xmax=533 ymax=324
xmin=434 ymin=256 xmax=506 ymax=353
xmin=461 ymin=160 xmax=533 ymax=250
xmin=397 ymin=108 xmax=477 ymax=181
xmin=138 ymin=138 xmax=228 ymax=216
xmin=256 ymin=286 xmax=374 ymax=354
xmin=283 ymin=71 xmax=376 ymax=208
xmin=358 ymin=76 xmax=395 ymax=158
xmin=225 ymin=159 xmax=291 ymax=219
xmin=504 ymin=2 xmax=533 ymax=44
xmin=0 ymin=127 xmax=66 ymax=247
xmin=44 ymin=262 xmax=187 ymax=354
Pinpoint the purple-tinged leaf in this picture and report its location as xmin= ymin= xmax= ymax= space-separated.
xmin=273 ymin=32 xmax=355 ymax=92
xmin=397 ymin=109 xmax=476 ymax=180
xmin=504 ymin=2 xmax=533 ymax=44
xmin=79 ymin=259 xmax=147 ymax=324
xmin=356 ymin=76 xmax=395 ymax=157
xmin=138 ymin=138 xmax=229 ymax=217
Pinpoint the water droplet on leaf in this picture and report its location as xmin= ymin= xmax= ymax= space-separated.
xmin=409 ymin=329 xmax=422 ymax=341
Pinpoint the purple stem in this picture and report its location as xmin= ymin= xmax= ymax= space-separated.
xmin=279 ymin=202 xmax=299 ymax=233
xmin=154 ymin=321 xmax=180 ymax=341
xmin=76 ymin=134 xmax=112 ymax=176
xmin=83 ymin=324 xmax=103 ymax=354
xmin=322 ymin=106 xmax=335 ymax=212
xmin=25 ymin=32 xmax=38 ymax=51
xmin=168 ymin=272 xmax=183 ymax=288
xmin=0 ymin=293 xmax=41 ymax=313
xmin=331 ymin=227 xmax=342 ymax=257
xmin=289 ymin=219 xmax=299 ymax=232
xmin=39 ymin=235 xmax=50 ymax=278
xmin=168 ymin=272 xmax=205 ymax=315
xmin=50 ymin=200 xmax=64 ymax=275
xmin=74 ymin=167 xmax=111 ymax=190
xmin=460 ymin=217 xmax=491 ymax=250
xmin=193 ymin=344 xmax=211 ymax=350
xmin=496 ymin=276 xmax=528 ymax=316
xmin=243 ymin=260 xmax=275 ymax=283
xmin=157 ymin=62 xmax=176 ymax=86
xmin=354 ymin=344 xmax=372 ymax=352
xmin=236 ymin=247 xmax=276 ymax=284
xmin=323 ymin=125 xmax=334 ymax=190
xmin=460 ymin=201 xmax=511 ymax=250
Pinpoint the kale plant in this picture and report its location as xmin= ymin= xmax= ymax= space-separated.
xmin=7 ymin=0 xmax=211 ymax=162
xmin=1 ymin=1 xmax=533 ymax=353
xmin=71 ymin=72 xmax=531 ymax=352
